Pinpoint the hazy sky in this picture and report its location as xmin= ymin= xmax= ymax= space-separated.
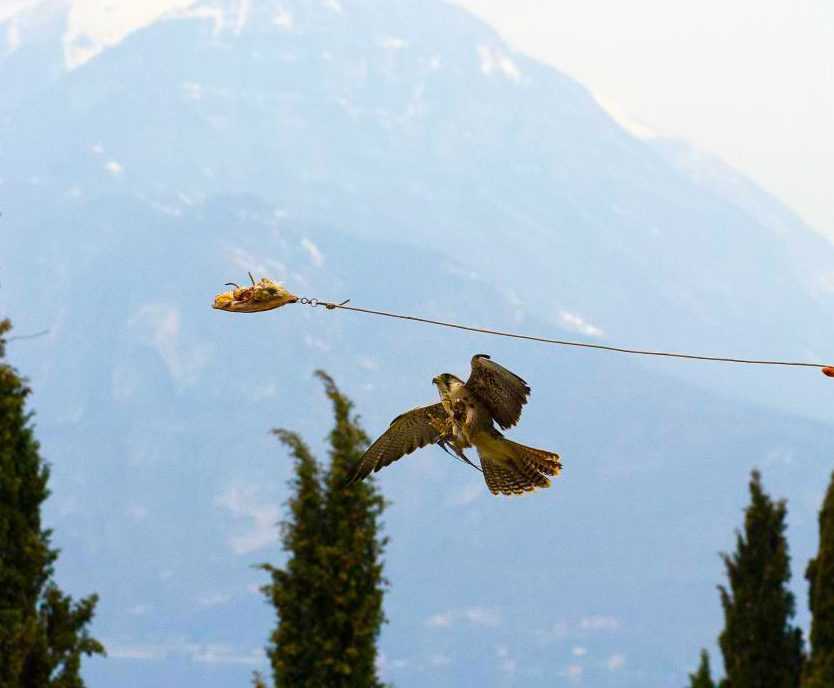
xmin=456 ymin=0 xmax=834 ymax=241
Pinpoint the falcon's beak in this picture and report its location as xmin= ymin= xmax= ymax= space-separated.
xmin=431 ymin=376 xmax=439 ymax=385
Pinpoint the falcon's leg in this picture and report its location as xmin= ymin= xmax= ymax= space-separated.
xmin=430 ymin=415 xmax=482 ymax=473
xmin=438 ymin=438 xmax=482 ymax=473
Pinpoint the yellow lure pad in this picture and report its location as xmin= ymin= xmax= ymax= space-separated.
xmin=212 ymin=277 xmax=298 ymax=313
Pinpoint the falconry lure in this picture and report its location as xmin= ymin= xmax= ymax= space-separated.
xmin=348 ymin=355 xmax=562 ymax=496
xmin=213 ymin=275 xmax=298 ymax=313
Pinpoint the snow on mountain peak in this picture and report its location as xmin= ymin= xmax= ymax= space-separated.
xmin=477 ymin=44 xmax=522 ymax=82
xmin=3 ymin=0 xmax=348 ymax=69
xmin=63 ymin=0 xmax=197 ymax=69
xmin=3 ymin=0 xmax=257 ymax=70
xmin=0 ymin=0 xmax=42 ymax=24
xmin=272 ymin=7 xmax=292 ymax=29
xmin=589 ymin=88 xmax=658 ymax=140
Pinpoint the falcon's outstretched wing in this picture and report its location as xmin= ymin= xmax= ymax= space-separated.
xmin=347 ymin=403 xmax=447 ymax=484
xmin=464 ymin=354 xmax=531 ymax=430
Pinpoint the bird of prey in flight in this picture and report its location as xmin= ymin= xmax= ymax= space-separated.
xmin=347 ymin=355 xmax=562 ymax=495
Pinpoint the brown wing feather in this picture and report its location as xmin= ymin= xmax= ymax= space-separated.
xmin=347 ymin=403 xmax=446 ymax=484
xmin=464 ymin=354 xmax=531 ymax=430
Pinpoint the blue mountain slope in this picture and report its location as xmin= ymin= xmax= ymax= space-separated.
xmin=3 ymin=190 xmax=833 ymax=687
xmin=2 ymin=1 xmax=834 ymax=686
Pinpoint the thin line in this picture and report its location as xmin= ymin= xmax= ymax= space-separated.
xmin=315 ymin=302 xmax=829 ymax=370
xmin=7 ymin=329 xmax=49 ymax=342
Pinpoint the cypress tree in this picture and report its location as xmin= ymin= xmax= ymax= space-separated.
xmin=804 ymin=470 xmax=834 ymax=688
xmin=0 ymin=319 xmax=104 ymax=688
xmin=316 ymin=371 xmax=387 ymax=687
xmin=260 ymin=371 xmax=387 ymax=687
xmin=718 ymin=469 xmax=803 ymax=688
xmin=688 ymin=649 xmax=716 ymax=688
xmin=260 ymin=428 xmax=328 ymax=685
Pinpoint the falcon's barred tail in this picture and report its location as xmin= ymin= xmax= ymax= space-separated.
xmin=476 ymin=436 xmax=562 ymax=496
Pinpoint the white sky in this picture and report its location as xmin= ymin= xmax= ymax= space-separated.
xmin=456 ymin=0 xmax=834 ymax=240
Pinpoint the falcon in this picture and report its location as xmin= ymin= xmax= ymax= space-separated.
xmin=347 ymin=355 xmax=562 ymax=495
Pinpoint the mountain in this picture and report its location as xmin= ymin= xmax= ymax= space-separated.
xmin=2 ymin=1 xmax=834 ymax=686
xmin=5 ymin=0 xmax=834 ymax=421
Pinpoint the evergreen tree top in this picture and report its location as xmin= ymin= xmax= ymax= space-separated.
xmin=0 ymin=317 xmax=104 ymax=687
xmin=260 ymin=372 xmax=387 ymax=688
xmin=718 ymin=469 xmax=803 ymax=688
xmin=721 ymin=470 xmax=793 ymax=606
xmin=688 ymin=649 xmax=715 ymax=688
xmin=0 ymin=317 xmax=54 ymax=610
xmin=805 ymin=469 xmax=834 ymax=687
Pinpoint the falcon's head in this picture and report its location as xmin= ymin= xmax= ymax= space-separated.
xmin=432 ymin=373 xmax=465 ymax=397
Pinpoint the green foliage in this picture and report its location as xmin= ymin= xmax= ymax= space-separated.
xmin=804 ymin=470 xmax=834 ymax=688
xmin=260 ymin=371 xmax=387 ymax=688
xmin=260 ymin=427 xmax=328 ymax=685
xmin=718 ymin=470 xmax=803 ymax=688
xmin=0 ymin=319 xmax=104 ymax=688
xmin=688 ymin=650 xmax=716 ymax=688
